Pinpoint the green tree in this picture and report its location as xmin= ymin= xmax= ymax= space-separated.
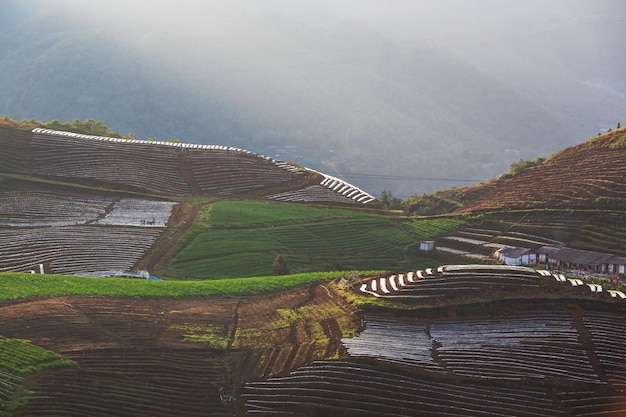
xmin=508 ymin=157 xmax=546 ymax=176
xmin=403 ymin=192 xmax=462 ymax=216
xmin=380 ymin=189 xmax=403 ymax=210
xmin=272 ymin=255 xmax=290 ymax=275
xmin=81 ymin=118 xmax=110 ymax=136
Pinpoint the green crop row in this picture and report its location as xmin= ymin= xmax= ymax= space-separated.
xmin=176 ymin=228 xmax=282 ymax=259
xmin=402 ymin=218 xmax=465 ymax=240
xmin=162 ymin=201 xmax=463 ymax=279
xmin=0 ymin=369 xmax=23 ymax=405
xmin=167 ymin=208 xmax=415 ymax=278
xmin=0 ymin=337 xmax=76 ymax=376
xmin=206 ymin=200 xmax=369 ymax=228
xmin=174 ymin=252 xmax=278 ymax=279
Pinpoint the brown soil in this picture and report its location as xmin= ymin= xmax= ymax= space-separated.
xmin=454 ymin=127 xmax=626 ymax=213
xmin=0 ymin=284 xmax=353 ymax=355
xmin=136 ymin=202 xmax=202 ymax=275
xmin=0 ymin=284 xmax=359 ymax=416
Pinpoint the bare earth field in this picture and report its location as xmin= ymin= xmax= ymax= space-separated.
xmin=0 ymin=284 xmax=358 ymax=416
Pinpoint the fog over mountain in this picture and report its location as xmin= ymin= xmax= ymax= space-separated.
xmin=1 ymin=0 xmax=625 ymax=196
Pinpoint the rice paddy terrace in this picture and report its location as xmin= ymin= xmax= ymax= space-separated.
xmin=1 ymin=125 xmax=626 ymax=416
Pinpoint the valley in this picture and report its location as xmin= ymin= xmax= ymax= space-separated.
xmin=0 ymin=124 xmax=625 ymax=416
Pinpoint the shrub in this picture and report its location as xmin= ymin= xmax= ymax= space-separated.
xmin=272 ymin=255 xmax=290 ymax=275
xmin=508 ymin=157 xmax=546 ymax=175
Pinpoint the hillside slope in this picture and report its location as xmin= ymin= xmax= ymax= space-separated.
xmin=435 ymin=127 xmax=626 ymax=213
xmin=0 ymin=126 xmax=376 ymax=205
xmin=2 ymin=118 xmax=626 ymax=416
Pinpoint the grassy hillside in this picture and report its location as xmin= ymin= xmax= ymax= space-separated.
xmin=0 ymin=271 xmax=349 ymax=301
xmin=161 ymin=200 xmax=462 ymax=278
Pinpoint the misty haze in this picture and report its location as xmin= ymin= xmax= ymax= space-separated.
xmin=1 ymin=0 xmax=625 ymax=197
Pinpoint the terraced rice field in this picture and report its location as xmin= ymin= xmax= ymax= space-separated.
xmin=358 ymin=265 xmax=546 ymax=300
xmin=3 ymin=127 xmax=377 ymax=206
xmin=2 ymin=125 xmax=626 ymax=416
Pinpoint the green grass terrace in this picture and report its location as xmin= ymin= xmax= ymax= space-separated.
xmin=0 ymin=271 xmax=360 ymax=301
xmin=162 ymin=200 xmax=463 ymax=279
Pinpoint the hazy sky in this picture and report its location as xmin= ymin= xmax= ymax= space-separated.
xmin=66 ymin=0 xmax=626 ymax=38
xmin=3 ymin=0 xmax=625 ymax=195
xmin=21 ymin=0 xmax=620 ymax=79
xmin=9 ymin=0 xmax=625 ymax=110
xmin=23 ymin=0 xmax=618 ymax=73
xmin=10 ymin=0 xmax=625 ymax=126
xmin=250 ymin=0 xmax=626 ymax=38
xmin=23 ymin=0 xmax=626 ymax=41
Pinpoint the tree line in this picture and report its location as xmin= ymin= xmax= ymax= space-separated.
xmin=0 ymin=116 xmax=181 ymax=142
xmin=381 ymin=156 xmax=548 ymax=215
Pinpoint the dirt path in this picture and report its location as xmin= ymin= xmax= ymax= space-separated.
xmin=569 ymin=306 xmax=609 ymax=384
xmin=137 ymin=202 xmax=202 ymax=275
xmin=178 ymin=148 xmax=203 ymax=196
